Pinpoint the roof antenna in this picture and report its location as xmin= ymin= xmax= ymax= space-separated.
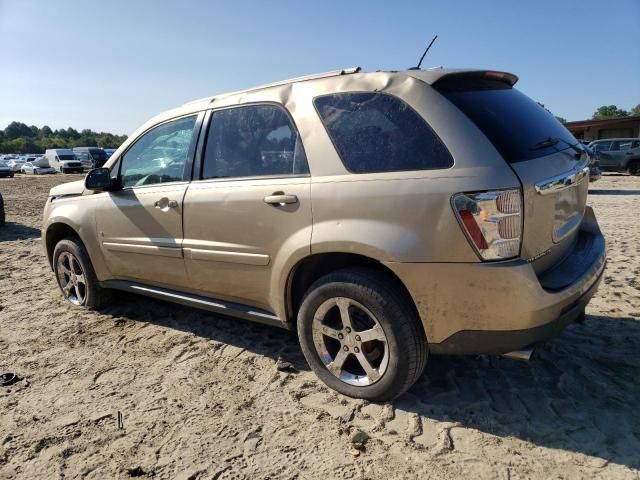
xmin=410 ymin=35 xmax=438 ymax=70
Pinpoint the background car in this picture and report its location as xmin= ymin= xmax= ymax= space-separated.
xmin=44 ymin=148 xmax=83 ymax=174
xmin=581 ymin=144 xmax=602 ymax=182
xmin=589 ymin=138 xmax=640 ymax=175
xmin=73 ymin=147 xmax=109 ymax=170
xmin=7 ymin=158 xmax=27 ymax=172
xmin=0 ymin=160 xmax=15 ymax=178
xmin=21 ymin=162 xmax=56 ymax=175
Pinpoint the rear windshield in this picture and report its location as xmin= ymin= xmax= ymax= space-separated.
xmin=442 ymin=86 xmax=577 ymax=163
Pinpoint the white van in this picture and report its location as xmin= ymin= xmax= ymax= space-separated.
xmin=44 ymin=149 xmax=84 ymax=174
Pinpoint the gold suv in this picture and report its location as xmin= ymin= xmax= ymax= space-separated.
xmin=43 ymin=68 xmax=606 ymax=400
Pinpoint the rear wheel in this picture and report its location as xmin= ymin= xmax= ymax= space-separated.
xmin=53 ymin=238 xmax=112 ymax=309
xmin=297 ymin=268 xmax=428 ymax=401
xmin=628 ymin=160 xmax=640 ymax=176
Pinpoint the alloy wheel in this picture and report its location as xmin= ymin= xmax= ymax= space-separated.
xmin=56 ymin=252 xmax=87 ymax=306
xmin=312 ymin=297 xmax=389 ymax=386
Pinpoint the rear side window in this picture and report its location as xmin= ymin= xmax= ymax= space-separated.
xmin=202 ymin=104 xmax=309 ymax=179
xmin=441 ymin=85 xmax=577 ymax=163
xmin=313 ymin=92 xmax=453 ymax=173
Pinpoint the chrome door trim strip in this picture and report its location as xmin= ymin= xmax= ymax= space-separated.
xmin=183 ymin=247 xmax=270 ymax=266
xmin=102 ymin=242 xmax=183 ymax=258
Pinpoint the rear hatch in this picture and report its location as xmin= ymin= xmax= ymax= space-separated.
xmin=435 ymin=72 xmax=590 ymax=274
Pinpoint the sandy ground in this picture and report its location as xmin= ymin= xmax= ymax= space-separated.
xmin=1 ymin=173 xmax=639 ymax=479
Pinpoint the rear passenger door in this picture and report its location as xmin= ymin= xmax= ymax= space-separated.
xmin=182 ymin=104 xmax=312 ymax=312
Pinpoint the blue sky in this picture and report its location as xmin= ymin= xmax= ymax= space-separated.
xmin=1 ymin=0 xmax=639 ymax=135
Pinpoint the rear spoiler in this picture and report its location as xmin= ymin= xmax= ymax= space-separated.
xmin=431 ymin=70 xmax=519 ymax=91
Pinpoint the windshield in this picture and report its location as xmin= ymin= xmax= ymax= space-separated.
xmin=442 ymin=86 xmax=578 ymax=163
xmin=58 ymin=154 xmax=75 ymax=160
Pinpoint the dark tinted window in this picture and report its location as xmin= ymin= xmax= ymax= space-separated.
xmin=58 ymin=154 xmax=75 ymax=160
xmin=89 ymin=148 xmax=107 ymax=160
xmin=202 ymin=104 xmax=308 ymax=179
xmin=442 ymin=86 xmax=578 ymax=163
xmin=313 ymin=92 xmax=453 ymax=173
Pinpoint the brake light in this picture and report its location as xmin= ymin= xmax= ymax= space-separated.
xmin=452 ymin=189 xmax=522 ymax=260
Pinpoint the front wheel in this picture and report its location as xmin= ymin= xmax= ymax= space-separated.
xmin=628 ymin=160 xmax=640 ymax=176
xmin=53 ymin=238 xmax=112 ymax=309
xmin=297 ymin=268 xmax=428 ymax=401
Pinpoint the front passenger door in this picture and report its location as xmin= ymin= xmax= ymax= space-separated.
xmin=94 ymin=114 xmax=201 ymax=288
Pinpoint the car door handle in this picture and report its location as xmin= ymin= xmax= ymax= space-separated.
xmin=263 ymin=194 xmax=298 ymax=205
xmin=154 ymin=199 xmax=179 ymax=208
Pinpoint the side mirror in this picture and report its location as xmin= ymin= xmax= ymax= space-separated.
xmin=85 ymin=168 xmax=119 ymax=192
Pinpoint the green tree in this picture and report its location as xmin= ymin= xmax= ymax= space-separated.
xmin=631 ymin=104 xmax=640 ymax=116
xmin=0 ymin=121 xmax=127 ymax=153
xmin=555 ymin=116 xmax=567 ymax=124
xmin=592 ymin=105 xmax=629 ymax=120
xmin=5 ymin=121 xmax=34 ymax=139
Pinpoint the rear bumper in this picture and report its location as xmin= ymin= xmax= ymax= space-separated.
xmin=385 ymin=206 xmax=606 ymax=354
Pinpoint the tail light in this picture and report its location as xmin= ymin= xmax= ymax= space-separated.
xmin=452 ymin=189 xmax=522 ymax=261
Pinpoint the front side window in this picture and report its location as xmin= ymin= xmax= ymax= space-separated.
xmin=592 ymin=141 xmax=611 ymax=152
xmin=314 ymin=92 xmax=453 ymax=173
xmin=120 ymin=115 xmax=197 ymax=188
xmin=202 ymin=104 xmax=309 ymax=179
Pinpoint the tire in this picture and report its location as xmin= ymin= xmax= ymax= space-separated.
xmin=628 ymin=160 xmax=640 ymax=176
xmin=53 ymin=238 xmax=112 ymax=309
xmin=297 ymin=268 xmax=428 ymax=401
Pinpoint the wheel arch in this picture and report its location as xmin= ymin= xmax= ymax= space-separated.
xmin=45 ymin=222 xmax=82 ymax=268
xmin=284 ymin=252 xmax=421 ymax=330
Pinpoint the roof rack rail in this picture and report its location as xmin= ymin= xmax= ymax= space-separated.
xmin=183 ymin=67 xmax=361 ymax=106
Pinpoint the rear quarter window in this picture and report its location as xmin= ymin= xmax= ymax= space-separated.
xmin=313 ymin=92 xmax=453 ymax=173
